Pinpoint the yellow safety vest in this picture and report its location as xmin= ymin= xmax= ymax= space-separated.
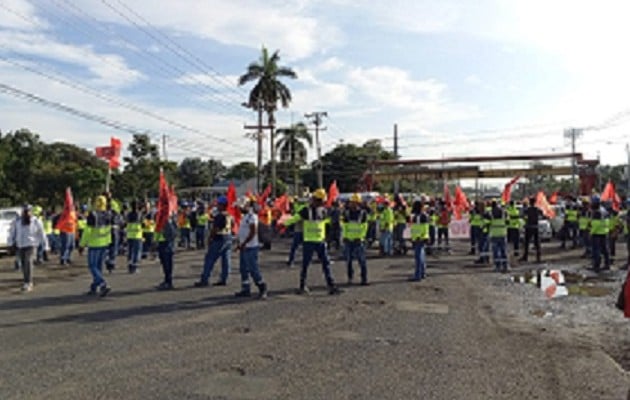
xmin=342 ymin=210 xmax=367 ymax=240
xmin=590 ymin=215 xmax=609 ymax=236
xmin=126 ymin=222 xmax=143 ymax=240
xmin=410 ymin=214 xmax=429 ymax=241
xmin=489 ymin=215 xmax=507 ymax=238
xmin=43 ymin=220 xmax=53 ymax=235
xmin=143 ymin=219 xmax=155 ymax=233
xmin=507 ymin=206 xmax=521 ymax=229
xmin=303 ymin=208 xmax=327 ymax=243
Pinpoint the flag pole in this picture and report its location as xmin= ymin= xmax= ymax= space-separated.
xmin=105 ymin=166 xmax=111 ymax=193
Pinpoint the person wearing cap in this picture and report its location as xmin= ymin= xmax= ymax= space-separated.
xmin=589 ymin=196 xmax=611 ymax=272
xmin=342 ymin=193 xmax=369 ymax=285
xmin=103 ymin=192 xmax=122 ymax=273
xmin=409 ymin=200 xmax=430 ymax=281
xmin=286 ymin=188 xmax=340 ymax=295
xmin=8 ymin=204 xmax=48 ymax=292
xmin=234 ymin=196 xmax=268 ymax=298
xmin=125 ymin=200 xmax=144 ymax=274
xmin=195 ymin=195 xmax=233 ymax=287
xmin=80 ymin=196 xmax=113 ymax=296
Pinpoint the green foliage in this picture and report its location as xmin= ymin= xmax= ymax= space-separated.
xmin=302 ymin=139 xmax=396 ymax=192
xmin=225 ymin=161 xmax=257 ymax=180
xmin=178 ymin=157 xmax=226 ymax=188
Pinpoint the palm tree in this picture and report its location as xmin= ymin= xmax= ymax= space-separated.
xmin=276 ymin=122 xmax=312 ymax=195
xmin=239 ymin=46 xmax=297 ymax=197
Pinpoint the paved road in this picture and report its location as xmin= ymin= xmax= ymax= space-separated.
xmin=0 ymin=240 xmax=628 ymax=399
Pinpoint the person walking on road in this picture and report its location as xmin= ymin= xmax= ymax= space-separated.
xmin=194 ymin=196 xmax=233 ymax=287
xmin=589 ymin=196 xmax=611 ymax=272
xmin=489 ymin=200 xmax=509 ymax=273
xmin=80 ymin=196 xmax=112 ymax=297
xmin=342 ymin=193 xmax=369 ymax=285
xmin=234 ymin=196 xmax=268 ymax=299
xmin=287 ymin=188 xmax=340 ymax=295
xmin=125 ymin=200 xmax=143 ymax=274
xmin=409 ymin=200 xmax=429 ymax=281
xmin=8 ymin=204 xmax=48 ymax=292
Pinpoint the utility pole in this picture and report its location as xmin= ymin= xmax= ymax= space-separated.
xmin=564 ymin=127 xmax=582 ymax=196
xmin=626 ymin=143 xmax=630 ymax=195
xmin=243 ymin=101 xmax=271 ymax=193
xmin=305 ymin=111 xmax=328 ymax=188
xmin=393 ymin=123 xmax=399 ymax=194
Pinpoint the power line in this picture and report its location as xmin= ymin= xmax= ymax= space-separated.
xmin=0 ymin=54 xmax=250 ymax=152
xmin=0 ymin=82 xmax=252 ymax=159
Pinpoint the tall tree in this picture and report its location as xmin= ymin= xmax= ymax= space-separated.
xmin=226 ymin=161 xmax=257 ymax=181
xmin=276 ymin=122 xmax=312 ymax=195
xmin=239 ymin=46 xmax=297 ymax=197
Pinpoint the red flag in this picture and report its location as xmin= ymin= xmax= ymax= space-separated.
xmin=326 ymin=180 xmax=339 ymax=207
xmin=169 ymin=184 xmax=178 ymax=213
xmin=535 ymin=191 xmax=556 ymax=219
xmin=56 ymin=187 xmax=77 ymax=233
xmin=95 ymin=137 xmax=122 ymax=169
xmin=273 ymin=194 xmax=289 ymax=213
xmin=453 ymin=186 xmax=469 ymax=220
xmin=257 ymin=184 xmax=272 ymax=206
xmin=443 ymin=184 xmax=453 ymax=211
xmin=501 ymin=176 xmax=520 ymax=204
xmin=549 ymin=191 xmax=558 ymax=205
xmin=226 ymin=182 xmax=240 ymax=234
xmin=155 ymin=171 xmax=171 ymax=232
xmin=601 ymin=180 xmax=621 ymax=211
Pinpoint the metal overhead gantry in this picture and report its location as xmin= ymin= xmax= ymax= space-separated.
xmin=364 ymin=152 xmax=599 ymax=194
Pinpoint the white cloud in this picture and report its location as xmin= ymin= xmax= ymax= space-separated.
xmin=465 ymin=74 xmax=482 ymax=86
xmin=70 ymin=0 xmax=342 ymax=60
xmin=175 ymin=73 xmax=240 ymax=88
xmin=0 ymin=0 xmax=47 ymax=31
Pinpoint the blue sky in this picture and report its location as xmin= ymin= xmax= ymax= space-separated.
xmin=1 ymin=0 xmax=630 ymax=171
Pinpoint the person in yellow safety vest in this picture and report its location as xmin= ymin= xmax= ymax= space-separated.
xmin=427 ymin=206 xmax=438 ymax=255
xmin=342 ymin=193 xmax=369 ymax=285
xmin=561 ymin=200 xmax=579 ymax=249
xmin=604 ymin=201 xmax=620 ymax=264
xmin=142 ymin=210 xmax=156 ymax=259
xmin=393 ymin=196 xmax=408 ymax=255
xmin=488 ymin=200 xmax=509 ymax=273
xmin=80 ymin=195 xmax=112 ymax=297
xmin=506 ymin=200 xmax=522 ymax=258
xmin=285 ymin=198 xmax=307 ymax=267
xmin=475 ymin=203 xmax=493 ymax=265
xmin=285 ymin=188 xmax=340 ymax=295
xmin=409 ymin=200 xmax=430 ymax=281
xmin=589 ymin=196 xmax=610 ymax=272
xmin=125 ymin=200 xmax=144 ymax=274
xmin=195 ymin=203 xmax=210 ymax=250
xmin=178 ymin=205 xmax=192 ymax=249
xmin=194 ymin=195 xmax=233 ymax=287
xmin=41 ymin=210 xmax=54 ymax=263
xmin=378 ymin=201 xmax=394 ymax=257
xmin=468 ymin=201 xmax=484 ymax=256
xmin=578 ymin=199 xmax=592 ymax=258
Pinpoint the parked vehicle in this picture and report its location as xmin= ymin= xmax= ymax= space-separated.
xmin=0 ymin=207 xmax=21 ymax=253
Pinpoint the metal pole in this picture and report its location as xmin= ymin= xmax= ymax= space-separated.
xmin=162 ymin=134 xmax=167 ymax=161
xmin=626 ymin=143 xmax=630 ymax=195
xmin=105 ymin=167 xmax=111 ymax=193
xmin=393 ymin=123 xmax=399 ymax=194
xmin=316 ymin=118 xmax=323 ymax=188
xmin=257 ymin=106 xmax=262 ymax=193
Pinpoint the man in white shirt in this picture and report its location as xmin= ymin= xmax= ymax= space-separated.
xmin=234 ymin=196 xmax=268 ymax=299
xmin=8 ymin=204 xmax=49 ymax=292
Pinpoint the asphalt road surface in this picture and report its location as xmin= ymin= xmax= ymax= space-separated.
xmin=1 ymin=239 xmax=628 ymax=399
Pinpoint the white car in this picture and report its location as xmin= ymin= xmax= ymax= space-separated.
xmin=0 ymin=207 xmax=21 ymax=253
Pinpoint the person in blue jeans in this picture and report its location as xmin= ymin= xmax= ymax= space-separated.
xmin=80 ymin=196 xmax=112 ymax=297
xmin=156 ymin=213 xmax=178 ymax=290
xmin=489 ymin=200 xmax=508 ymax=273
xmin=194 ymin=195 xmax=233 ymax=287
xmin=285 ymin=200 xmax=306 ymax=267
xmin=234 ymin=197 xmax=268 ymax=299
xmin=125 ymin=201 xmax=144 ymax=274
